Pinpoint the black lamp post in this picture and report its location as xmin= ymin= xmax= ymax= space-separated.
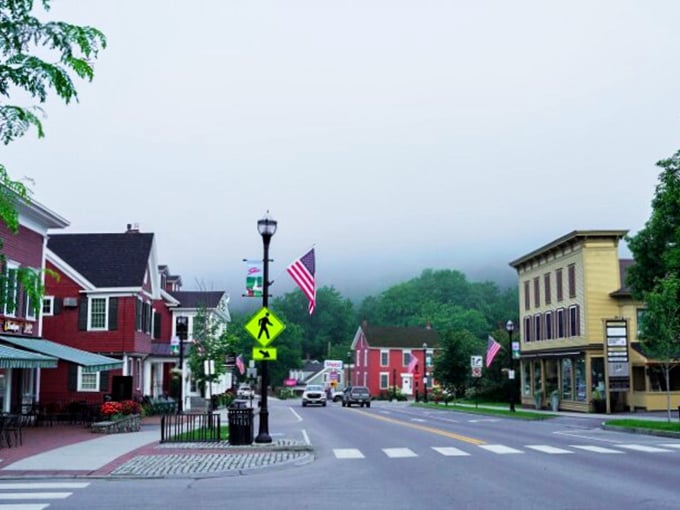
xmin=422 ymin=342 xmax=428 ymax=403
xmin=506 ymin=320 xmax=516 ymax=412
xmin=346 ymin=351 xmax=352 ymax=387
xmin=255 ymin=212 xmax=277 ymax=444
xmin=175 ymin=316 xmax=188 ymax=414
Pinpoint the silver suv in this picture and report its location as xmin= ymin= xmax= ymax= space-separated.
xmin=342 ymin=386 xmax=371 ymax=408
xmin=302 ymin=384 xmax=327 ymax=407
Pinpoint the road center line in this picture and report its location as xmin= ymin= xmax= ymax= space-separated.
xmin=352 ymin=409 xmax=486 ymax=445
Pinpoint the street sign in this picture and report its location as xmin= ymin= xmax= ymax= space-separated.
xmin=472 ymin=367 xmax=482 ymax=378
xmin=470 ymin=356 xmax=483 ymax=368
xmin=252 ymin=347 xmax=277 ymax=361
xmin=244 ymin=307 xmax=286 ymax=346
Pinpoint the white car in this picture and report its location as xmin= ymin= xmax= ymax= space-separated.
xmin=302 ymin=384 xmax=327 ymax=407
xmin=236 ymin=384 xmax=254 ymax=398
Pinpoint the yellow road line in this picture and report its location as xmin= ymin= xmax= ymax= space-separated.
xmin=352 ymin=409 xmax=487 ymax=445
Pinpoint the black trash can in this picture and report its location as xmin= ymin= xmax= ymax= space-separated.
xmin=228 ymin=401 xmax=253 ymax=445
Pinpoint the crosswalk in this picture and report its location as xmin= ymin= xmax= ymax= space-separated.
xmin=0 ymin=481 xmax=89 ymax=510
xmin=332 ymin=443 xmax=680 ymax=460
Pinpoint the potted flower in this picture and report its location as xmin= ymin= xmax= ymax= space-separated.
xmin=550 ymin=389 xmax=560 ymax=412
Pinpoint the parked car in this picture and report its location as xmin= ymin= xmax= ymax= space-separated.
xmin=331 ymin=388 xmax=345 ymax=402
xmin=302 ymin=384 xmax=327 ymax=407
xmin=237 ymin=383 xmax=254 ymax=398
xmin=342 ymin=386 xmax=371 ymax=407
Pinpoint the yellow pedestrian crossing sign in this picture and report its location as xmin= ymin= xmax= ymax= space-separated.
xmin=244 ymin=307 xmax=285 ymax=347
xmin=253 ymin=347 xmax=277 ymax=361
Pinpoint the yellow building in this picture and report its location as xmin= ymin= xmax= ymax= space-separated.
xmin=510 ymin=230 xmax=680 ymax=413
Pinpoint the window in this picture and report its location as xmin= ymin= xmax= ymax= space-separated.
xmin=534 ymin=314 xmax=542 ymax=341
xmin=89 ymin=297 xmax=107 ymax=330
xmin=78 ymin=367 xmax=100 ymax=392
xmin=42 ymin=296 xmax=54 ymax=316
xmin=544 ymin=311 xmax=553 ymax=340
xmin=524 ymin=281 xmax=530 ymax=310
xmin=568 ymin=305 xmax=580 ymax=337
xmin=568 ymin=264 xmax=576 ymax=298
xmin=1 ymin=264 xmax=18 ymax=316
xmin=379 ymin=372 xmax=389 ymax=389
xmin=380 ymin=350 xmax=389 ymax=367
xmin=556 ymin=308 xmax=565 ymax=338
xmin=533 ymin=277 xmax=540 ymax=308
xmin=556 ymin=268 xmax=563 ymax=301
xmin=522 ymin=361 xmax=531 ymax=396
xmin=544 ymin=273 xmax=551 ymax=305
xmin=524 ymin=316 xmax=532 ymax=342
xmin=25 ymin=293 xmax=35 ymax=320
xmin=574 ymin=358 xmax=586 ymax=401
xmin=403 ymin=350 xmax=412 ymax=366
xmin=561 ymin=359 xmax=573 ymax=400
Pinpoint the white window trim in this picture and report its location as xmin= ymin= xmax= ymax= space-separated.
xmin=88 ymin=296 xmax=109 ymax=331
xmin=403 ymin=350 xmax=412 ymax=367
xmin=380 ymin=349 xmax=389 ymax=367
xmin=77 ymin=367 xmax=100 ymax=392
xmin=2 ymin=261 xmax=19 ymax=317
xmin=379 ymin=371 xmax=389 ymax=390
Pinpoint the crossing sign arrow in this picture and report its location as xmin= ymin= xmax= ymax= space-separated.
xmin=244 ymin=307 xmax=285 ymax=346
xmin=252 ymin=347 xmax=277 ymax=361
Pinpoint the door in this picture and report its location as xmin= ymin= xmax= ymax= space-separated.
xmin=401 ymin=374 xmax=413 ymax=396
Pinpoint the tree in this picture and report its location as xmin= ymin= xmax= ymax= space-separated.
xmin=432 ymin=329 xmax=480 ymax=398
xmin=188 ymin=307 xmax=232 ymax=396
xmin=1 ymin=0 xmax=106 ymax=311
xmin=626 ymin=149 xmax=680 ymax=421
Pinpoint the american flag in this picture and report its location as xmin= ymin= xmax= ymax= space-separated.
xmin=485 ymin=335 xmax=502 ymax=368
xmin=407 ymin=353 xmax=418 ymax=373
xmin=287 ymin=248 xmax=316 ymax=314
xmin=236 ymin=354 xmax=245 ymax=375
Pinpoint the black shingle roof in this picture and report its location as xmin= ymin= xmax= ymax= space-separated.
xmin=48 ymin=233 xmax=154 ymax=288
xmin=170 ymin=291 xmax=225 ymax=309
xmin=363 ymin=326 xmax=441 ymax=349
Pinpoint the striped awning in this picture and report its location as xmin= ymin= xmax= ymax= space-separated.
xmin=0 ymin=336 xmax=122 ymax=373
xmin=0 ymin=344 xmax=58 ymax=369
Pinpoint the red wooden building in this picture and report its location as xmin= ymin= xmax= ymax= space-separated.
xmin=349 ymin=321 xmax=441 ymax=398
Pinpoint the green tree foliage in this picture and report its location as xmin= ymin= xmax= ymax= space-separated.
xmin=626 ymin=149 xmax=680 ymax=421
xmin=432 ymin=329 xmax=481 ymax=397
xmin=272 ymin=286 xmax=356 ymax=360
xmin=357 ymin=269 xmax=517 ymax=336
xmin=0 ymin=0 xmax=105 ymax=312
xmin=188 ymin=307 xmax=232 ymax=395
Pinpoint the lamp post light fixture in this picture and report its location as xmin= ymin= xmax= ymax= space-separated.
xmin=422 ymin=342 xmax=428 ymax=403
xmin=506 ymin=320 xmax=516 ymax=412
xmin=255 ymin=211 xmax=277 ymax=444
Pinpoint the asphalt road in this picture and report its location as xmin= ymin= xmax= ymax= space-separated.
xmin=16 ymin=399 xmax=680 ymax=510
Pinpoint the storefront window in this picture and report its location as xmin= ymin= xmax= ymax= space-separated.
xmin=545 ymin=359 xmax=559 ymax=396
xmin=591 ymin=358 xmax=605 ymax=394
xmin=522 ymin=361 xmax=531 ymax=396
xmin=561 ymin=359 xmax=573 ymax=400
xmin=575 ymin=358 xmax=586 ymax=401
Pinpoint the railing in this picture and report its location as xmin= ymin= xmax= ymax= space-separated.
xmin=160 ymin=413 xmax=222 ymax=443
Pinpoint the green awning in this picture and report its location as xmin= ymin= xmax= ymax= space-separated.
xmin=0 ymin=336 xmax=122 ymax=373
xmin=0 ymin=344 xmax=58 ymax=369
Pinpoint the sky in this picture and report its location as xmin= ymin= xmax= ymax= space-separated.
xmin=4 ymin=1 xmax=680 ymax=313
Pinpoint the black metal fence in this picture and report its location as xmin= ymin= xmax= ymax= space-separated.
xmin=160 ymin=413 xmax=222 ymax=443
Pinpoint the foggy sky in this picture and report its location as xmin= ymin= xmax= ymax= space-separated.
xmin=4 ymin=1 xmax=679 ymax=313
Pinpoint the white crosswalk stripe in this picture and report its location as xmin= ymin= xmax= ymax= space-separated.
xmin=659 ymin=443 xmax=680 ymax=450
xmin=383 ymin=448 xmax=417 ymax=458
xmin=432 ymin=447 xmax=470 ymax=456
xmin=570 ymin=445 xmax=624 ymax=454
xmin=525 ymin=445 xmax=573 ymax=454
xmin=0 ymin=481 xmax=89 ymax=509
xmin=617 ymin=444 xmax=674 ymax=453
xmin=478 ymin=444 xmax=523 ymax=454
xmin=333 ymin=448 xmax=364 ymax=459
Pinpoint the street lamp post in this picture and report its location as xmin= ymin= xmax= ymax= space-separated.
xmin=422 ymin=342 xmax=428 ymax=403
xmin=175 ymin=316 xmax=188 ymax=414
xmin=255 ymin=212 xmax=277 ymax=444
xmin=506 ymin=320 xmax=516 ymax=412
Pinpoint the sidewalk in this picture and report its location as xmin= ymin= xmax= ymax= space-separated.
xmin=0 ymin=404 xmax=313 ymax=479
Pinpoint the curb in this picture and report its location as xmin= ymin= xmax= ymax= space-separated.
xmin=601 ymin=424 xmax=680 ymax=439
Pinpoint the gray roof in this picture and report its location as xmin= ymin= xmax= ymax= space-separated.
xmin=48 ymin=233 xmax=154 ymax=287
xmin=170 ymin=291 xmax=225 ymax=309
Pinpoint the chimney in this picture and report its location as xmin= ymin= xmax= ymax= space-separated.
xmin=126 ymin=223 xmax=140 ymax=233
xmin=425 ymin=321 xmax=432 ymax=330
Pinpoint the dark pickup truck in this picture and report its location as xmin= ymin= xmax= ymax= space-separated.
xmin=342 ymin=386 xmax=371 ymax=408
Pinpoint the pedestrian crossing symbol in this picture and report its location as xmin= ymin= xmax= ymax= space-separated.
xmin=244 ymin=307 xmax=285 ymax=347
